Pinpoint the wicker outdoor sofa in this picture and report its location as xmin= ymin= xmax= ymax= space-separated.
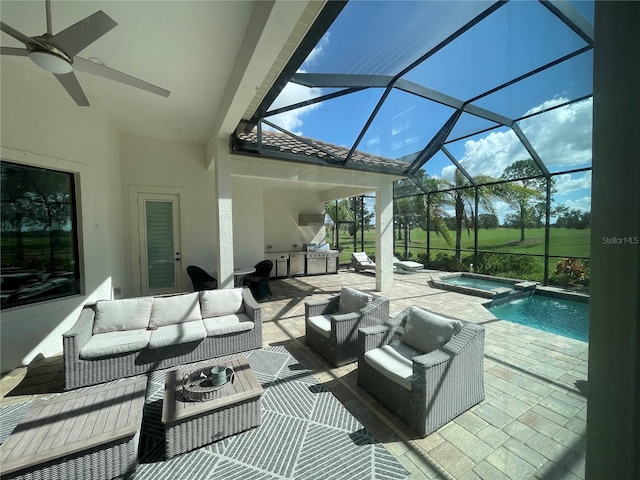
xmin=63 ymin=287 xmax=262 ymax=390
xmin=358 ymin=306 xmax=485 ymax=436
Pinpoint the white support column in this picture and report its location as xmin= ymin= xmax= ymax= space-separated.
xmin=214 ymin=138 xmax=235 ymax=289
xmin=375 ymin=182 xmax=394 ymax=292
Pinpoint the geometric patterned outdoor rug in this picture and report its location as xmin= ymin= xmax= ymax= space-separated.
xmin=0 ymin=346 xmax=409 ymax=480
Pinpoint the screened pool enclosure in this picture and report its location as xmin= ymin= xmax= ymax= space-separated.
xmin=232 ymin=0 xmax=593 ymax=287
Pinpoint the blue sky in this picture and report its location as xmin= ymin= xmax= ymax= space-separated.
xmin=267 ymin=0 xmax=593 ymax=217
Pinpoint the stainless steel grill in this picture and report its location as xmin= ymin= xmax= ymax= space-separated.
xmin=306 ymin=250 xmax=339 ymax=274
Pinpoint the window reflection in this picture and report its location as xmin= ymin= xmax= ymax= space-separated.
xmin=1 ymin=161 xmax=80 ymax=309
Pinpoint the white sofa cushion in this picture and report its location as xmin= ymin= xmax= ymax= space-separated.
xmin=203 ymin=313 xmax=254 ymax=336
xmin=306 ymin=315 xmax=332 ymax=338
xmin=364 ymin=342 xmax=423 ymax=391
xmin=402 ymin=306 xmax=463 ymax=354
xmin=148 ymin=321 xmax=207 ymax=349
xmin=150 ymin=292 xmax=201 ymax=327
xmin=338 ymin=287 xmax=371 ymax=314
xmin=199 ymin=288 xmax=243 ymax=318
xmin=80 ymin=329 xmax=151 ymax=358
xmin=93 ymin=297 xmax=153 ymax=334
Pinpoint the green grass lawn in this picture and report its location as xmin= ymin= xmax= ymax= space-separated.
xmin=332 ymin=227 xmax=591 ymax=266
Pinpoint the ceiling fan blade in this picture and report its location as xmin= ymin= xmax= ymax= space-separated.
xmin=53 ymin=71 xmax=90 ymax=106
xmin=1 ymin=46 xmax=29 ymax=56
xmin=74 ymin=56 xmax=170 ymax=98
xmin=1 ymin=22 xmax=47 ymax=49
xmin=49 ymin=11 xmax=117 ymax=58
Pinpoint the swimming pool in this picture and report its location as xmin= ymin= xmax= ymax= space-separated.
xmin=488 ymin=293 xmax=589 ymax=342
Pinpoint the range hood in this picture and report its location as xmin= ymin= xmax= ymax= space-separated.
xmin=298 ymin=213 xmax=334 ymax=227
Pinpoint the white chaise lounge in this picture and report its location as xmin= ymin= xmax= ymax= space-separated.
xmin=393 ymin=256 xmax=423 ymax=272
xmin=352 ymin=252 xmax=376 ymax=272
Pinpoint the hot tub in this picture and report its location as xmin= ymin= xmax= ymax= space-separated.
xmin=430 ymin=272 xmax=537 ymax=299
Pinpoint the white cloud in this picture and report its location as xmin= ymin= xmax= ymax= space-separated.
xmin=440 ymin=97 xmax=592 ymax=180
xmin=263 ymin=34 xmax=330 ymax=136
xmin=365 ymin=136 xmax=380 ymax=149
xmin=442 ymin=128 xmax=525 ymax=180
xmin=519 ymin=98 xmax=592 ymax=168
xmin=300 ymin=33 xmax=329 ymax=70
xmin=558 ymin=196 xmax=591 ymax=212
xmin=267 ymin=83 xmax=323 ymax=135
xmin=554 ymin=171 xmax=592 ymax=195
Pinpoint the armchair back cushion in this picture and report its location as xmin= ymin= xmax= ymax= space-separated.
xmin=402 ymin=306 xmax=463 ymax=354
xmin=199 ymin=288 xmax=243 ymax=318
xmin=150 ymin=292 xmax=201 ymax=327
xmin=338 ymin=287 xmax=372 ymax=314
xmin=93 ymin=297 xmax=153 ymax=334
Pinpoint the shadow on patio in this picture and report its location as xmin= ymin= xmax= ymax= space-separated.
xmin=1 ymin=269 xmax=588 ymax=479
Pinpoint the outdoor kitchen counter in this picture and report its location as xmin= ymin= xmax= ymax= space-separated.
xmin=264 ymin=250 xmax=338 ymax=277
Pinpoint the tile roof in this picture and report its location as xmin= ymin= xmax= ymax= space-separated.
xmin=235 ymin=129 xmax=410 ymax=172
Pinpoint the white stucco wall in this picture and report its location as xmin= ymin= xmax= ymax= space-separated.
xmin=119 ymin=135 xmax=217 ymax=296
xmin=231 ymin=178 xmax=265 ymax=267
xmin=263 ymin=187 xmax=326 ymax=253
xmin=0 ymin=63 xmax=400 ymax=373
xmin=0 ymin=60 xmax=125 ymax=371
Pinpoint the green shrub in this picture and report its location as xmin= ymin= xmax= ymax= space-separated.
xmin=423 ymin=253 xmax=466 ymax=272
xmin=475 ymin=252 xmax=543 ymax=282
xmin=549 ymin=257 xmax=589 ymax=286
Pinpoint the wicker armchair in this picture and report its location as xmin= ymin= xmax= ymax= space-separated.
xmin=305 ymin=287 xmax=390 ymax=367
xmin=358 ymin=306 xmax=485 ymax=436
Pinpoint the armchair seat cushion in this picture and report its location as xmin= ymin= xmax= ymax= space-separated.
xmin=364 ymin=343 xmax=423 ymax=391
xmin=306 ymin=315 xmax=332 ymax=338
xmin=148 ymin=320 xmax=207 ymax=349
xmin=203 ymin=313 xmax=254 ymax=336
xmin=80 ymin=329 xmax=151 ymax=359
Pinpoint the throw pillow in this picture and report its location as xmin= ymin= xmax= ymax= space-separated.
xmin=199 ymin=288 xmax=243 ymax=318
xmin=150 ymin=292 xmax=202 ymax=327
xmin=402 ymin=306 xmax=463 ymax=354
xmin=93 ymin=297 xmax=153 ymax=334
xmin=338 ymin=286 xmax=372 ymax=314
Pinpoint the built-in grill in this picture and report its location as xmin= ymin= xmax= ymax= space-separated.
xmin=306 ymin=249 xmax=339 ymax=275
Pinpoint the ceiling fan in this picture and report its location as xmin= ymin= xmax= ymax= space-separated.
xmin=0 ymin=0 xmax=170 ymax=106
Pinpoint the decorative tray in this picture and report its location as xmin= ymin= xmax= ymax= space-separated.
xmin=179 ymin=365 xmax=235 ymax=402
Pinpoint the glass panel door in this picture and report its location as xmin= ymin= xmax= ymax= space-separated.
xmin=138 ymin=193 xmax=181 ymax=295
xmin=146 ymin=201 xmax=174 ymax=289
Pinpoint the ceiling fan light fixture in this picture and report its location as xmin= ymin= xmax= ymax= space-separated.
xmin=29 ymin=50 xmax=73 ymax=74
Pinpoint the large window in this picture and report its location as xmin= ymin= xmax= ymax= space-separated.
xmin=1 ymin=161 xmax=80 ymax=309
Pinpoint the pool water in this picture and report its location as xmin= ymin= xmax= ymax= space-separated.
xmin=441 ymin=276 xmax=514 ymax=291
xmin=489 ymin=294 xmax=589 ymax=342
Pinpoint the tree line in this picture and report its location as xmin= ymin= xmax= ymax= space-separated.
xmin=327 ymin=159 xmax=591 ymax=261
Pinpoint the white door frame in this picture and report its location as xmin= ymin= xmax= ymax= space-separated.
xmin=129 ymin=186 xmax=185 ymax=296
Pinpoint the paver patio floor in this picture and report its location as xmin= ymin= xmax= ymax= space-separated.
xmin=0 ymin=269 xmax=588 ymax=479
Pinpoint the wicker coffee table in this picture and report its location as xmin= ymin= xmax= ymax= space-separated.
xmin=161 ymin=356 xmax=263 ymax=458
xmin=0 ymin=376 xmax=147 ymax=480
